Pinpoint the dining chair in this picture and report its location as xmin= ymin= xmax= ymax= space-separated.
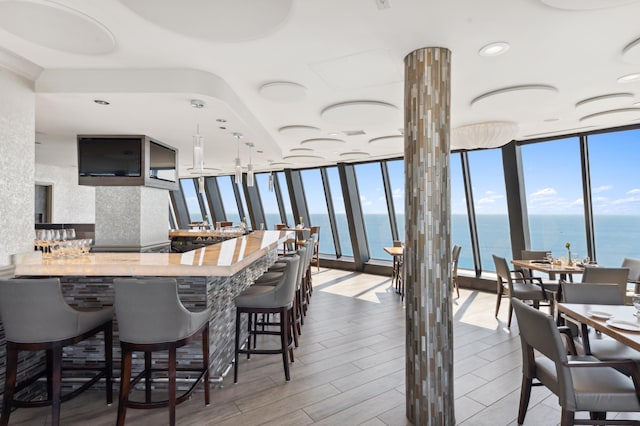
xmin=519 ymin=249 xmax=562 ymax=287
xmin=493 ymin=254 xmax=550 ymax=327
xmin=622 ymin=257 xmax=640 ymax=293
xmin=310 ymin=225 xmax=320 ymax=271
xmin=561 ymin=282 xmax=640 ymax=370
xmin=511 ymin=298 xmax=640 ymax=426
xmin=581 ymin=266 xmax=630 ymax=302
xmin=451 ymin=245 xmax=461 ymax=298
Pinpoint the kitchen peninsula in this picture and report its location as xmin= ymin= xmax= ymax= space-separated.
xmin=7 ymin=229 xmax=293 ymax=389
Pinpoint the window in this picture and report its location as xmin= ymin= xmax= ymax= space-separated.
xmin=354 ymin=162 xmax=393 ymax=260
xmin=450 ymin=153 xmax=473 ymax=270
xmin=468 ymin=149 xmax=511 ymax=271
xmin=217 ymin=176 xmax=240 ymax=224
xmin=300 ymin=169 xmax=335 ymax=255
xmin=387 ymin=159 xmax=405 ymax=240
xmin=521 ymin=137 xmax=585 ymax=262
xmin=180 ymin=178 xmax=202 ymax=222
xmin=256 ymin=172 xmax=280 ymax=230
xmin=588 ymin=129 xmax=640 ymax=266
xmin=276 ymin=172 xmax=295 ymax=226
xmin=326 ymin=167 xmax=352 ymax=257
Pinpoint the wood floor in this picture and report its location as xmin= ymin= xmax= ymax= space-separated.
xmin=7 ymin=267 xmax=640 ymax=425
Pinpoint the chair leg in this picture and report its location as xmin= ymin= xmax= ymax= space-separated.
xmin=495 ymin=284 xmax=503 ymax=317
xmin=508 ymin=302 xmax=514 ymax=328
xmin=1 ymin=343 xmax=18 ymax=426
xmin=234 ymin=308 xmax=241 ymax=383
xmin=168 ymin=345 xmax=177 ymax=426
xmin=104 ymin=323 xmax=113 ymax=405
xmin=117 ymin=348 xmax=132 ymax=426
xmin=517 ymin=376 xmax=532 ymax=425
xmin=280 ymin=307 xmax=291 ymax=381
xmin=144 ymin=352 xmax=152 ymax=403
xmin=560 ymin=409 xmax=575 ymax=426
xmin=202 ymin=324 xmax=210 ymax=406
xmin=50 ymin=347 xmax=62 ymax=426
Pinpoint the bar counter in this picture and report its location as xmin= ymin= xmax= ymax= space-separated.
xmin=15 ymin=230 xmax=291 ymax=277
xmin=2 ymin=230 xmax=294 ymax=400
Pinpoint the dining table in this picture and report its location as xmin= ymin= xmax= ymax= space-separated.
xmin=557 ymin=303 xmax=640 ymax=354
xmin=511 ymin=259 xmax=584 ymax=282
xmin=384 ymin=246 xmax=404 ymax=298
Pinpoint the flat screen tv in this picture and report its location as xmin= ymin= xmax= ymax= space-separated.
xmin=78 ymin=137 xmax=142 ymax=177
xmin=78 ymin=135 xmax=178 ymax=190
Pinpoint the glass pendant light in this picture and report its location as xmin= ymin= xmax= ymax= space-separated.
xmin=233 ymin=133 xmax=243 ymax=184
xmin=246 ymin=142 xmax=254 ymax=187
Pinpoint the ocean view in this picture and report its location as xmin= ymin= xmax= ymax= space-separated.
xmin=202 ymin=213 xmax=640 ymax=272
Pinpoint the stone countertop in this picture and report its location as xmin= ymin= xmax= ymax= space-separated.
xmin=13 ymin=230 xmax=293 ymax=277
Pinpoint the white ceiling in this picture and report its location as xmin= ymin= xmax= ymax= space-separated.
xmin=2 ymin=0 xmax=640 ymax=177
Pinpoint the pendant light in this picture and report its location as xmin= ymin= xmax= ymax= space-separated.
xmin=267 ymin=161 xmax=275 ymax=192
xmin=246 ymin=142 xmax=254 ymax=187
xmin=233 ymin=133 xmax=243 ymax=184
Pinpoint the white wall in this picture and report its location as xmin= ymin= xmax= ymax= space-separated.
xmin=35 ymin=163 xmax=95 ymax=223
xmin=0 ymin=69 xmax=35 ymax=268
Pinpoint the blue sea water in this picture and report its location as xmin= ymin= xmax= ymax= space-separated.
xmin=202 ymin=212 xmax=640 ymax=272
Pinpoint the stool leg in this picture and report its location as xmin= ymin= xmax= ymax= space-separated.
xmin=280 ymin=307 xmax=290 ymax=381
xmin=104 ymin=322 xmax=113 ymax=405
xmin=168 ymin=345 xmax=177 ymax=426
xmin=234 ymin=308 xmax=241 ymax=383
xmin=1 ymin=343 xmax=18 ymax=426
xmin=144 ymin=352 xmax=152 ymax=403
xmin=247 ymin=313 xmax=253 ymax=360
xmin=50 ymin=347 xmax=62 ymax=426
xmin=117 ymin=348 xmax=132 ymax=426
xmin=202 ymin=324 xmax=210 ymax=406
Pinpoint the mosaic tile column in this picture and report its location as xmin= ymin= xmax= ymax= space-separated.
xmin=404 ymin=47 xmax=454 ymax=425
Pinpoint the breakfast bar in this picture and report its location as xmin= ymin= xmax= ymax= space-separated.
xmin=4 ymin=230 xmax=293 ymax=393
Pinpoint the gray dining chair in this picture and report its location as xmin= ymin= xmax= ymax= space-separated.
xmin=581 ymin=266 xmax=630 ymax=302
xmin=622 ymin=257 xmax=640 ymax=293
xmin=493 ymin=254 xmax=550 ymax=327
xmin=561 ymin=282 xmax=640 ymax=370
xmin=512 ymin=298 xmax=640 ymax=426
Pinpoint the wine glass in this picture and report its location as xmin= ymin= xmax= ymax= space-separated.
xmin=633 ymin=294 xmax=640 ymax=317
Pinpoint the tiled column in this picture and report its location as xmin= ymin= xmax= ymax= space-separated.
xmin=404 ymin=47 xmax=453 ymax=425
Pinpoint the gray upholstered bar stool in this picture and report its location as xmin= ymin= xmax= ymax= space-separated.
xmin=113 ymin=278 xmax=211 ymax=426
xmin=234 ymin=254 xmax=300 ymax=383
xmin=0 ymin=278 xmax=113 ymax=426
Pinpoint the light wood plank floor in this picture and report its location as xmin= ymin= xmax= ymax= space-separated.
xmin=7 ymin=268 xmax=640 ymax=425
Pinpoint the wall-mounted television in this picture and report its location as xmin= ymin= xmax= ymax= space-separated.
xmin=78 ymin=135 xmax=179 ymax=190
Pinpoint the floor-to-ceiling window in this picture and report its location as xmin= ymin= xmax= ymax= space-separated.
xmin=387 ymin=159 xmax=405 ymax=241
xmin=217 ymin=176 xmax=240 ymax=224
xmin=256 ymin=172 xmax=280 ymax=230
xmin=521 ymin=137 xmax=586 ymax=262
xmin=467 ymin=149 xmax=511 ymax=271
xmin=354 ymin=162 xmax=393 ymax=260
xmin=326 ymin=166 xmax=352 ymax=257
xmin=300 ymin=168 xmax=336 ymax=256
xmin=276 ymin=171 xmax=295 ymax=227
xmin=588 ymin=129 xmax=640 ymax=266
xmin=451 ymin=152 xmax=474 ymax=270
xmin=180 ymin=178 xmax=203 ymax=222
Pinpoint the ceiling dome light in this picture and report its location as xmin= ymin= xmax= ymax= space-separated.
xmin=617 ymin=72 xmax=640 ymax=83
xmin=93 ymin=99 xmax=110 ymax=105
xmin=478 ymin=42 xmax=510 ymax=57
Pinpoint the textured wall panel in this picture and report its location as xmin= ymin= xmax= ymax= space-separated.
xmin=404 ymin=47 xmax=454 ymax=425
xmin=95 ymin=186 xmax=168 ymax=249
xmin=35 ymin=163 xmax=96 ymax=223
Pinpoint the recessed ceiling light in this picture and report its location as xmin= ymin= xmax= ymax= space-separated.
xmin=617 ymin=72 xmax=640 ymax=83
xmin=94 ymin=99 xmax=110 ymax=105
xmin=544 ymin=118 xmax=560 ymax=122
xmin=190 ymin=99 xmax=205 ymax=108
xmin=216 ymin=118 xmax=227 ymax=123
xmin=478 ymin=42 xmax=510 ymax=57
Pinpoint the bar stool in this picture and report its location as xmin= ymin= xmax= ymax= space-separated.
xmin=0 ymin=278 xmax=113 ymax=426
xmin=234 ymin=254 xmax=300 ymax=382
xmin=113 ymin=278 xmax=211 ymax=426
